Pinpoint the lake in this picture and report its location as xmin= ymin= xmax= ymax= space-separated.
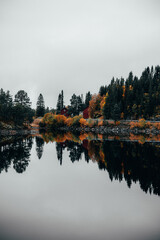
xmin=0 ymin=133 xmax=160 ymax=240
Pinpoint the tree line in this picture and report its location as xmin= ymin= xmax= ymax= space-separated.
xmin=0 ymin=89 xmax=46 ymax=126
xmin=101 ymin=65 xmax=160 ymax=120
xmin=0 ymin=136 xmax=45 ymax=173
xmin=56 ymin=90 xmax=92 ymax=116
xmin=56 ymin=65 xmax=160 ymax=121
xmin=1 ymin=65 xmax=160 ymax=126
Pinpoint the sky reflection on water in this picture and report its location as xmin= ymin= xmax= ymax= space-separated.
xmin=0 ymin=138 xmax=160 ymax=240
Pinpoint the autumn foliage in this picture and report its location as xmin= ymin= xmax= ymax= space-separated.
xmin=79 ymin=118 xmax=88 ymax=127
xmin=41 ymin=112 xmax=160 ymax=134
xmin=129 ymin=118 xmax=160 ymax=130
xmin=40 ymin=113 xmax=67 ymax=129
xmin=41 ymin=113 xmax=89 ymax=129
xmin=88 ymin=94 xmax=102 ymax=118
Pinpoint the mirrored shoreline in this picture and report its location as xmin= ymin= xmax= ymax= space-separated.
xmin=1 ymin=132 xmax=160 ymax=196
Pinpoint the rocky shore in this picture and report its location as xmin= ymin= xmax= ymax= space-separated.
xmin=54 ymin=125 xmax=160 ymax=136
xmin=1 ymin=123 xmax=160 ymax=137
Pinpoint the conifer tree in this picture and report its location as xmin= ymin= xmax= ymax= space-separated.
xmin=13 ymin=90 xmax=33 ymax=125
xmin=111 ymin=104 xmax=120 ymax=122
xmin=36 ymin=93 xmax=45 ymax=117
xmin=14 ymin=90 xmax=31 ymax=107
xmin=84 ymin=91 xmax=92 ymax=108
xmin=56 ymin=90 xmax=64 ymax=114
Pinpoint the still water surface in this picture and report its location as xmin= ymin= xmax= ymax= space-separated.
xmin=0 ymin=136 xmax=160 ymax=240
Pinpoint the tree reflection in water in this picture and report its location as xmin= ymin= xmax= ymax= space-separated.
xmin=51 ymin=132 xmax=160 ymax=196
xmin=1 ymin=132 xmax=160 ymax=196
xmin=0 ymin=137 xmax=33 ymax=173
xmin=35 ymin=136 xmax=44 ymax=159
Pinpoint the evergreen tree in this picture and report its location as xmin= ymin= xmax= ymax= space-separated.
xmin=68 ymin=94 xmax=84 ymax=116
xmin=103 ymin=99 xmax=110 ymax=119
xmin=69 ymin=94 xmax=78 ymax=116
xmin=13 ymin=90 xmax=33 ymax=125
xmin=111 ymin=103 xmax=120 ymax=122
xmin=77 ymin=95 xmax=83 ymax=113
xmin=99 ymin=86 xmax=107 ymax=96
xmin=0 ymin=88 xmax=13 ymax=121
xmin=36 ymin=93 xmax=45 ymax=117
xmin=56 ymin=90 xmax=64 ymax=114
xmin=84 ymin=91 xmax=92 ymax=108
xmin=14 ymin=90 xmax=31 ymax=107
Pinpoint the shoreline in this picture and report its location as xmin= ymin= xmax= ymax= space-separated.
xmin=1 ymin=127 xmax=160 ymax=146
xmin=1 ymin=125 xmax=160 ymax=136
xmin=0 ymin=129 xmax=39 ymax=136
xmin=49 ymin=125 xmax=160 ymax=136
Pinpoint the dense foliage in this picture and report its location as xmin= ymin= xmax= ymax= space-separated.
xmin=101 ymin=66 xmax=160 ymax=120
xmin=0 ymin=89 xmax=35 ymax=126
xmin=55 ymin=65 xmax=160 ymax=121
xmin=1 ymin=65 xmax=160 ymax=128
xmin=56 ymin=90 xmax=92 ymax=116
xmin=0 ymin=137 xmax=33 ymax=173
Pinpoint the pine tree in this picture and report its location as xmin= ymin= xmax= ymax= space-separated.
xmin=69 ymin=94 xmax=78 ymax=116
xmin=99 ymin=86 xmax=107 ymax=96
xmin=84 ymin=91 xmax=92 ymax=108
xmin=0 ymin=88 xmax=13 ymax=121
xmin=77 ymin=95 xmax=83 ymax=113
xmin=36 ymin=94 xmax=45 ymax=117
xmin=103 ymin=100 xmax=110 ymax=119
xmin=56 ymin=90 xmax=64 ymax=114
xmin=14 ymin=90 xmax=31 ymax=107
xmin=13 ymin=90 xmax=33 ymax=125
xmin=111 ymin=103 xmax=120 ymax=122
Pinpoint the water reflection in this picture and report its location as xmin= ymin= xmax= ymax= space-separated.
xmin=35 ymin=136 xmax=44 ymax=159
xmin=0 ymin=132 xmax=160 ymax=196
xmin=0 ymin=137 xmax=33 ymax=173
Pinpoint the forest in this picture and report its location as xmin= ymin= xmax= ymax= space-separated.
xmin=0 ymin=65 xmax=160 ymax=129
xmin=0 ymin=90 xmax=45 ymax=128
xmin=55 ymin=65 xmax=160 ymax=120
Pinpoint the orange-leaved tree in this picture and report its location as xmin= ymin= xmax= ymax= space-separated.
xmin=88 ymin=94 xmax=102 ymax=118
xmin=65 ymin=117 xmax=73 ymax=127
xmin=79 ymin=118 xmax=88 ymax=127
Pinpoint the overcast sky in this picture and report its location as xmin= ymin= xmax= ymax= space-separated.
xmin=0 ymin=0 xmax=160 ymax=108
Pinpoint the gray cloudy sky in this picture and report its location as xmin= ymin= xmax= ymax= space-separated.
xmin=0 ymin=0 xmax=160 ymax=108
